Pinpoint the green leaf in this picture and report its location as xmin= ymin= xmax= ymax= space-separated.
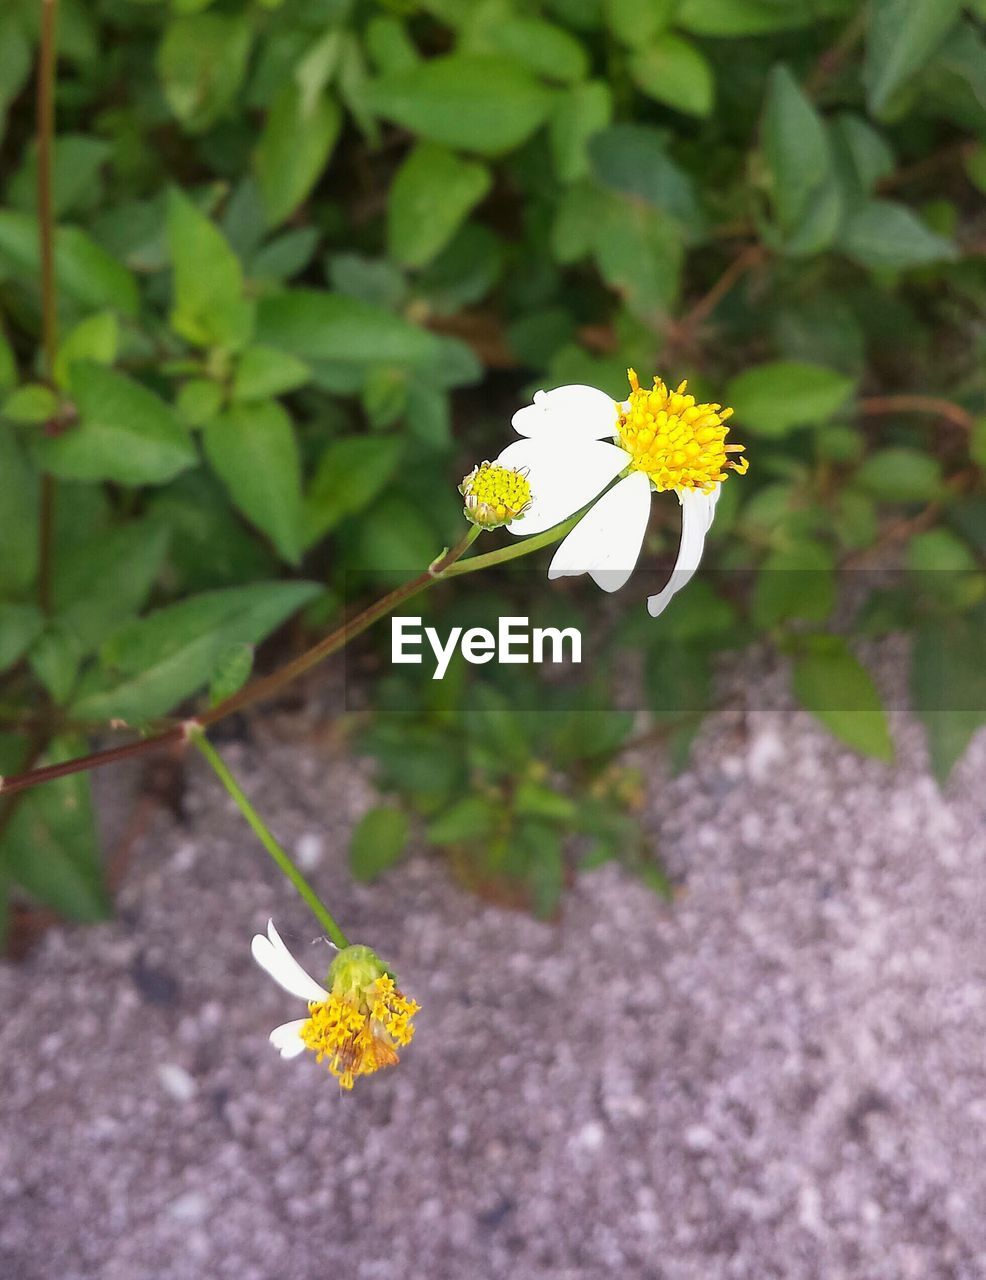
xmin=255 ymin=84 xmax=342 ymax=227
xmin=912 ymin=614 xmax=986 ymax=782
xmin=387 ymin=143 xmax=492 ymax=268
xmin=49 ymin=519 xmax=170 ymax=656
xmin=362 ymin=55 xmax=553 ymax=155
xmin=603 ymin=0 xmax=672 ymax=44
xmin=35 ymin=364 xmax=197 ymax=486
xmin=176 ymin=378 xmax=224 ymax=426
xmin=904 ymin=528 xmax=977 ymax=574
xmin=549 ymin=80 xmax=612 ymax=183
xmin=54 ymin=311 xmax=118 ymax=389
xmin=518 ymin=820 xmax=565 ymax=919
xmin=208 ymin=641 xmax=254 ymax=706
xmin=0 ymin=211 xmax=138 ymax=315
xmin=726 ymin=361 xmax=856 ymax=437
xmin=0 ymin=603 xmax=43 ymax=671
xmin=167 ymin=189 xmax=254 ymax=350
xmin=865 ymin=0 xmax=964 ymax=118
xmin=793 ymin=636 xmax=894 ymax=762
xmin=71 ymin=580 xmax=320 ymax=721
xmin=629 ymin=35 xmax=714 ymax=118
xmin=2 ymin=738 xmax=109 ymax=921
xmin=250 ymin=227 xmax=320 ymax=284
xmin=8 ymin=134 xmax=111 ymax=219
xmin=2 ymin=383 xmax=59 ymax=423
xmin=676 ymin=0 xmax=815 ymax=36
xmin=593 ymin=199 xmax=683 ymax=318
xmin=761 ymin=65 xmax=831 ymax=237
xmin=231 ymin=345 xmax=310 ymax=401
xmin=157 ymin=13 xmax=253 ymax=133
xmin=303 ymin=433 xmax=404 ymax=546
xmin=349 ymin=806 xmax=409 ymax=881
xmin=854 ymin=448 xmax=942 ymax=502
xmin=753 ymin=541 xmax=837 ymax=628
xmin=0 ymin=330 xmax=14 ymax=391
xmin=487 ymin=18 xmax=589 ymax=84
xmin=366 ymin=15 xmax=420 ymax=75
xmin=257 ymin=289 xmax=440 ymax=366
xmin=837 ymin=200 xmax=958 ymax=270
xmin=831 ymin=114 xmax=895 ymax=196
xmin=514 ymin=780 xmax=577 ymax=822
xmin=426 ymin=795 xmax=497 ymax=844
xmin=588 ymin=126 xmax=703 ymax=234
xmin=203 ymin=401 xmax=303 ymax=564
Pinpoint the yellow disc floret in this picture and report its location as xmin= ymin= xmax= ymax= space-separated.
xmin=460 ymin=461 xmax=532 ymax=528
xmin=298 ymin=944 xmax=420 ymax=1090
xmin=616 ymin=369 xmax=748 ymax=494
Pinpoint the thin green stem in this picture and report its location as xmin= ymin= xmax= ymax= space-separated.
xmin=444 ymin=506 xmax=588 ymax=577
xmin=190 ymin=728 xmax=349 ymax=948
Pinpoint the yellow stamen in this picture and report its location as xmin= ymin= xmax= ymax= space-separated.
xmin=615 ymin=368 xmax=747 ymax=493
xmin=459 ymin=461 xmax=532 ymax=529
xmin=298 ymin=947 xmax=419 ymax=1089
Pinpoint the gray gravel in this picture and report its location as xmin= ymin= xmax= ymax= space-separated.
xmin=2 ymin=643 xmax=986 ymax=1280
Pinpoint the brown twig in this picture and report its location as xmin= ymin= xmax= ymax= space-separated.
xmin=858 ymin=395 xmax=973 ymax=432
xmin=668 ymin=244 xmax=765 ymax=352
xmin=803 ymin=7 xmax=868 ymax=99
xmin=0 ymin=528 xmax=481 ymax=798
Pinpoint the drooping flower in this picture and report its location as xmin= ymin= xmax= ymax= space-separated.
xmin=492 ymin=370 xmax=747 ymax=616
xmin=251 ymin=919 xmax=419 ymax=1089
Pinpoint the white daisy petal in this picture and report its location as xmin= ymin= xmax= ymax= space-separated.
xmin=511 ymin=385 xmax=620 ymax=441
xmin=251 ymin=919 xmax=327 ymax=1003
xmin=269 ymin=1019 xmax=308 ymax=1059
xmin=646 ymin=486 xmax=721 ymax=618
xmin=498 ymin=437 xmax=630 ymax=536
xmin=547 ymin=471 xmax=652 ymax=593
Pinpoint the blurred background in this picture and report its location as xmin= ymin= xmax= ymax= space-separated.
xmin=1 ymin=0 xmax=985 ymax=1275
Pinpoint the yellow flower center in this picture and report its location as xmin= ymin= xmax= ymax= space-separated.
xmin=460 ymin=461 xmax=532 ymax=528
xmin=616 ymin=368 xmax=748 ymax=493
xmin=299 ymin=974 xmax=420 ymax=1089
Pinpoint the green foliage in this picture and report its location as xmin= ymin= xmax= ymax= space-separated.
xmin=1 ymin=0 xmax=984 ymax=929
xmin=349 ymin=806 xmax=410 ymax=881
xmin=792 ymin=635 xmax=894 ymax=761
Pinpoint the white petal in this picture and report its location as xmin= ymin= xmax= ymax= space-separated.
xmin=251 ymin=919 xmax=327 ymax=1004
xmin=269 ymin=1019 xmax=308 ymax=1059
xmin=511 ymin=385 xmax=620 ymax=441
xmin=498 ymin=438 xmax=630 ymax=536
xmin=646 ymin=486 xmax=721 ymax=618
xmin=547 ymin=471 xmax=652 ymax=593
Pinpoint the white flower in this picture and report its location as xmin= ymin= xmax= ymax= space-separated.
xmin=250 ymin=919 xmax=420 ymax=1088
xmin=251 ymin=918 xmax=330 ymax=1059
xmin=498 ymin=370 xmax=747 ymax=616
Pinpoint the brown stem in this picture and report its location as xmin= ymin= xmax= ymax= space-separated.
xmin=804 ymin=7 xmax=868 ymax=99
xmin=37 ymin=0 xmax=59 ymax=617
xmin=0 ymin=529 xmax=481 ymax=798
xmin=669 ymin=244 xmax=765 ymax=350
xmin=858 ymin=395 xmax=973 ymax=432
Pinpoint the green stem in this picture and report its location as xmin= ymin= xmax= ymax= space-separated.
xmin=190 ymin=728 xmax=349 ymax=948
xmin=445 ymin=506 xmax=589 ymax=577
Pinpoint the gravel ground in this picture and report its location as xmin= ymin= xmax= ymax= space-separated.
xmin=2 ymin=644 xmax=985 ymax=1280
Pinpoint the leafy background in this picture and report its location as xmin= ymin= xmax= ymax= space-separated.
xmin=1 ymin=0 xmax=984 ymax=936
